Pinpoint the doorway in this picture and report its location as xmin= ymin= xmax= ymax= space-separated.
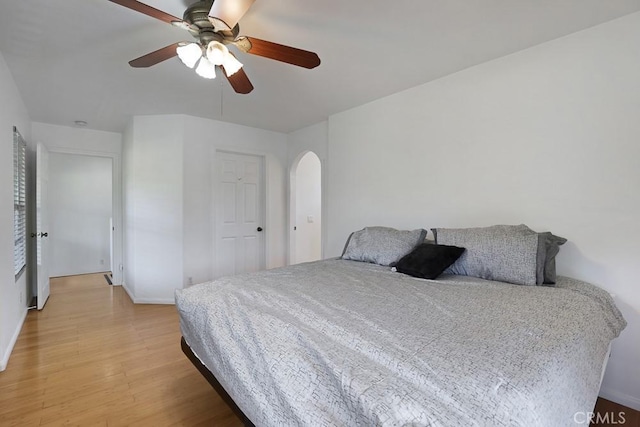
xmin=290 ymin=151 xmax=322 ymax=264
xmin=48 ymin=153 xmax=113 ymax=277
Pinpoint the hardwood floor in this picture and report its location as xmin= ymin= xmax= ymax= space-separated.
xmin=592 ymin=398 xmax=640 ymax=427
xmin=1 ymin=273 xmax=638 ymax=426
xmin=0 ymin=273 xmax=242 ymax=426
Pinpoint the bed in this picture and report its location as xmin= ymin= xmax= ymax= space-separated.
xmin=175 ymin=226 xmax=626 ymax=426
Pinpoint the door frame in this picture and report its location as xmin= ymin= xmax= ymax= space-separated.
xmin=212 ymin=149 xmax=267 ymax=278
xmin=44 ymin=147 xmax=123 ymax=285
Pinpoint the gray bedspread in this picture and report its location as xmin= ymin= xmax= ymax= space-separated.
xmin=175 ymin=259 xmax=626 ymax=427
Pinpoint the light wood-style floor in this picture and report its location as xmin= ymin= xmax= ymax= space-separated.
xmin=0 ymin=273 xmax=243 ymax=426
xmin=1 ymin=274 xmax=638 ymax=426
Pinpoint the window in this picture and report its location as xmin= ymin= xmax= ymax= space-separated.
xmin=14 ymin=127 xmax=26 ymax=277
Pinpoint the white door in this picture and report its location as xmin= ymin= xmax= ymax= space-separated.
xmin=215 ymin=152 xmax=265 ymax=278
xmin=36 ymin=143 xmax=50 ymax=309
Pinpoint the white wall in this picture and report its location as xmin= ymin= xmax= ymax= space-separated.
xmin=182 ymin=120 xmax=211 ymax=286
xmin=48 ymin=153 xmax=112 ymax=277
xmin=326 ymin=12 xmax=640 ymax=409
xmin=31 ymin=122 xmax=122 ymax=154
xmin=122 ymin=120 xmax=135 ymax=296
xmin=123 ymin=114 xmax=288 ymax=302
xmin=294 ymin=152 xmax=322 ymax=263
xmin=0 ymin=50 xmax=31 ymax=371
xmin=288 ymin=122 xmax=328 ymax=162
xmin=123 ymin=115 xmax=185 ymax=303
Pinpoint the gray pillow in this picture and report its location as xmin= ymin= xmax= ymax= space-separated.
xmin=342 ymin=226 xmax=427 ymax=266
xmin=433 ymin=225 xmax=539 ymax=286
xmin=536 ymin=231 xmax=567 ymax=285
xmin=508 ymin=225 xmax=567 ymax=285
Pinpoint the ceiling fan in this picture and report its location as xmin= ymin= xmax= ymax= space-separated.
xmin=108 ymin=0 xmax=321 ymax=94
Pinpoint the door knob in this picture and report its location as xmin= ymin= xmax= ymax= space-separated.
xmin=257 ymin=227 xmax=263 ymax=232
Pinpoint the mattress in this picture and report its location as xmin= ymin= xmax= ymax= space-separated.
xmin=175 ymin=259 xmax=626 ymax=426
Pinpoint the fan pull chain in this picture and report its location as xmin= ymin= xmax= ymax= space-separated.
xmin=220 ymin=76 xmax=224 ymax=117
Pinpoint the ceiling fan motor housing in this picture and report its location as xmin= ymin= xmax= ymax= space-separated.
xmin=183 ymin=0 xmax=240 ymax=43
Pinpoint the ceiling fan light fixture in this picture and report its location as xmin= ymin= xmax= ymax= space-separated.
xmin=222 ymin=52 xmax=243 ymax=77
xmin=111 ymin=0 xmax=317 ymax=94
xmin=177 ymin=43 xmax=203 ymax=69
xmin=206 ymin=41 xmax=243 ymax=77
xmin=206 ymin=41 xmax=229 ymax=65
xmin=208 ymin=0 xmax=256 ymax=32
xmin=195 ymin=57 xmax=217 ymax=79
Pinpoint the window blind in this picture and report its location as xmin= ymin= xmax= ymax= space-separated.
xmin=14 ymin=128 xmax=27 ymax=277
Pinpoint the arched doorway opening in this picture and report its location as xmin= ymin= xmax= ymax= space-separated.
xmin=290 ymin=151 xmax=322 ymax=264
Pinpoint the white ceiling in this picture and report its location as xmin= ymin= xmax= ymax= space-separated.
xmin=1 ymin=0 xmax=639 ymax=134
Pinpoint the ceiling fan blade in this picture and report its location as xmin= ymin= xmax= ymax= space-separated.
xmin=222 ymin=67 xmax=254 ymax=94
xmin=108 ymin=0 xmax=182 ymax=24
xmin=238 ymin=37 xmax=320 ymax=69
xmin=129 ymin=43 xmax=180 ymax=68
xmin=209 ymin=0 xmax=255 ymax=31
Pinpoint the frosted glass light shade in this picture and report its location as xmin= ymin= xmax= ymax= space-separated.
xmin=205 ymin=41 xmax=243 ymax=76
xmin=206 ymin=41 xmax=229 ymax=65
xmin=222 ymin=53 xmax=243 ymax=76
xmin=177 ymin=43 xmax=202 ymax=69
xmin=195 ymin=57 xmax=217 ymax=79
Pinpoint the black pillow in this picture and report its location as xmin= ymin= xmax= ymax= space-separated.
xmin=395 ymin=243 xmax=466 ymax=280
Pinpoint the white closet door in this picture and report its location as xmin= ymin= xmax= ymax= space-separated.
xmin=215 ymin=151 xmax=265 ymax=278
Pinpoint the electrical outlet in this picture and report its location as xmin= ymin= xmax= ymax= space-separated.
xmin=100 ymin=259 xmax=104 ymax=265
xmin=119 ymin=264 xmax=124 ymax=271
xmin=20 ymin=291 xmax=23 ymax=304
xmin=188 ymin=277 xmax=193 ymax=286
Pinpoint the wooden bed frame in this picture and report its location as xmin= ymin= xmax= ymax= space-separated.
xmin=181 ymin=337 xmax=255 ymax=426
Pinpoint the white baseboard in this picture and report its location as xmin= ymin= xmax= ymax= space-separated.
xmin=0 ymin=308 xmax=28 ymax=371
xmin=133 ymin=297 xmax=175 ymax=305
xmin=120 ymin=282 xmax=174 ymax=305
xmin=121 ymin=282 xmax=135 ymax=303
xmin=600 ymin=387 xmax=640 ymax=411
